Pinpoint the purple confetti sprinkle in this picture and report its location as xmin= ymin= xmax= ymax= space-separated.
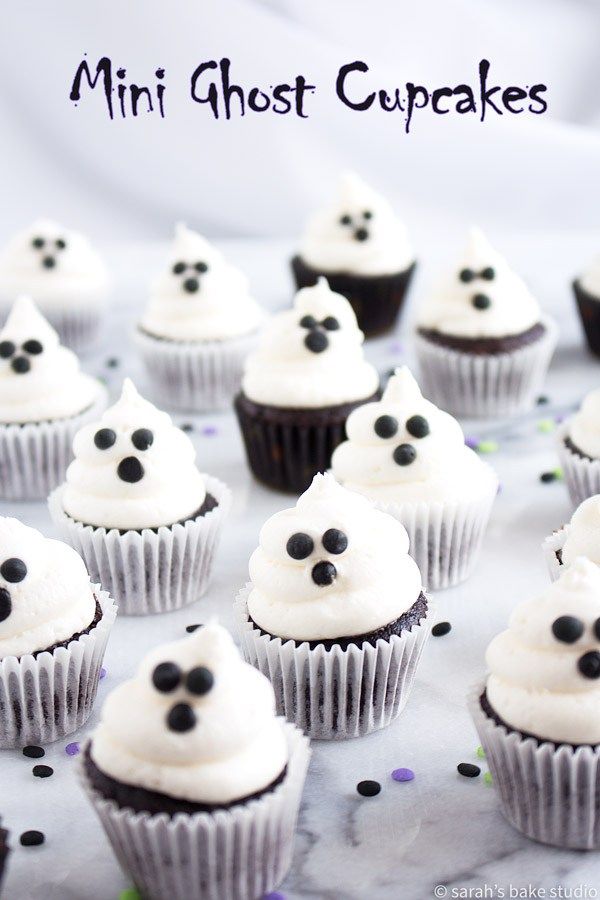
xmin=65 ymin=742 xmax=80 ymax=757
xmin=465 ymin=436 xmax=479 ymax=450
xmin=392 ymin=767 xmax=414 ymax=783
xmin=99 ymin=667 xmax=107 ymax=680
xmin=554 ymin=414 xmax=565 ymax=424
xmin=388 ymin=340 xmax=403 ymax=355
xmin=496 ymin=482 xmax=503 ymax=494
xmin=201 ymin=425 xmax=218 ymax=437
xmin=263 ymin=894 xmax=286 ymax=900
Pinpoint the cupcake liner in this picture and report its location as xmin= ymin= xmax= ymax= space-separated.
xmin=0 ymin=301 xmax=106 ymax=352
xmin=234 ymin=584 xmax=431 ymax=740
xmin=541 ymin=527 xmax=566 ymax=581
xmin=557 ymin=422 xmax=600 ymax=508
xmin=48 ymin=476 xmax=231 ymax=616
xmin=468 ymin=683 xmax=600 ymax=849
xmin=291 ymin=255 xmax=416 ymax=338
xmin=234 ymin=391 xmax=379 ymax=494
xmin=0 ymin=387 xmax=108 ymax=501
xmin=80 ymin=722 xmax=310 ymax=900
xmin=134 ymin=327 xmax=261 ymax=412
xmin=415 ymin=316 xmax=558 ymax=418
xmin=573 ymin=279 xmax=600 ymax=359
xmin=0 ymin=587 xmax=116 ymax=749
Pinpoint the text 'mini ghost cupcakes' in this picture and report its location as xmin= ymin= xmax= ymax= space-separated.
xmin=415 ymin=228 xmax=557 ymax=418
xmin=291 ymin=172 xmax=416 ymax=336
xmin=543 ymin=494 xmax=600 ymax=581
xmin=81 ymin=621 xmax=310 ymax=900
xmin=235 ymin=278 xmax=380 ymax=493
xmin=0 ymin=516 xmax=116 ymax=748
xmin=0 ymin=219 xmax=110 ymax=349
xmin=557 ymin=387 xmax=600 ymax=507
xmin=470 ymin=558 xmax=600 ymax=849
xmin=135 ymin=224 xmax=265 ymax=410
xmin=0 ymin=296 xmax=107 ymax=500
xmin=49 ymin=379 xmax=230 ymax=615
xmin=235 ymin=472 xmax=430 ymax=739
xmin=573 ymin=254 xmax=600 ymax=358
xmin=332 ymin=366 xmax=498 ymax=589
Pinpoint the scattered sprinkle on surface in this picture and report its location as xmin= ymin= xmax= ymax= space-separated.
xmin=536 ymin=395 xmax=549 ymax=405
xmin=201 ymin=425 xmax=218 ymax=437
xmin=180 ymin=423 xmax=194 ymax=433
xmin=65 ymin=742 xmax=80 ymax=757
xmin=476 ymin=440 xmax=498 ymax=455
xmin=32 ymin=765 xmax=53 ymax=778
xmin=540 ymin=471 xmax=558 ymax=483
xmin=476 ymin=746 xmax=486 ymax=759
xmin=186 ymin=623 xmax=202 ymax=634
xmin=119 ymin=890 xmax=142 ymax=900
xmin=457 ymin=763 xmax=481 ymax=778
xmin=389 ymin=340 xmax=403 ymax=355
xmin=105 ymin=357 xmax=120 ymax=368
xmin=432 ymin=621 xmax=451 ymax=637
xmin=22 ymin=746 xmax=44 ymax=759
xmin=483 ymin=771 xmax=493 ymax=785
xmin=465 ymin=436 xmax=479 ymax=450
xmin=356 ymin=779 xmax=381 ymax=797
xmin=537 ymin=419 xmax=555 ymax=434
xmin=100 ymin=667 xmax=107 ymax=680
xmin=263 ymin=893 xmax=286 ymax=900
xmin=20 ymin=830 xmax=44 ymax=847
xmin=391 ymin=768 xmax=414 ymax=783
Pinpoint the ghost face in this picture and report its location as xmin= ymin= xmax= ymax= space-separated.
xmin=168 ymin=257 xmax=210 ymax=295
xmin=550 ymin=614 xmax=600 ymax=680
xmin=7 ymin=222 xmax=91 ymax=277
xmin=0 ymin=335 xmax=44 ymax=375
xmin=0 ymin=555 xmax=28 ymax=624
xmin=456 ymin=264 xmax=496 ymax=313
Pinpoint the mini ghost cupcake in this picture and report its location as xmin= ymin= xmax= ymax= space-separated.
xmin=469 ymin=558 xmax=600 ymax=849
xmin=0 ymin=296 xmax=107 ymax=500
xmin=81 ymin=621 xmax=309 ymax=900
xmin=557 ymin=388 xmax=600 ymax=507
xmin=235 ymin=278 xmax=380 ymax=493
xmin=415 ymin=228 xmax=557 ymax=418
xmin=0 ymin=516 xmax=116 ymax=748
xmin=235 ymin=472 xmax=430 ymax=739
xmin=135 ymin=224 xmax=265 ymax=410
xmin=543 ymin=494 xmax=600 ymax=581
xmin=291 ymin=172 xmax=415 ymax=337
xmin=0 ymin=219 xmax=109 ymax=349
xmin=573 ymin=255 xmax=600 ymax=358
xmin=331 ymin=367 xmax=498 ymax=589
xmin=49 ymin=379 xmax=230 ymax=615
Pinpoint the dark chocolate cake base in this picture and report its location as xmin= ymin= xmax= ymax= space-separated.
xmin=573 ymin=279 xmax=600 ymax=359
xmin=417 ymin=321 xmax=546 ymax=356
xmin=564 ymin=435 xmax=596 ymax=463
xmin=480 ymin=689 xmax=597 ymax=750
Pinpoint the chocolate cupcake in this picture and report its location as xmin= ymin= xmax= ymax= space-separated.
xmin=235 ymin=472 xmax=431 ymax=739
xmin=573 ymin=256 xmax=600 ymax=358
xmin=135 ymin=224 xmax=266 ymax=410
xmin=235 ymin=278 xmax=379 ymax=493
xmin=0 ymin=516 xmax=116 ymax=748
xmin=542 ymin=494 xmax=600 ymax=581
xmin=81 ymin=621 xmax=309 ymax=900
xmin=415 ymin=228 xmax=557 ymax=418
xmin=469 ymin=558 xmax=600 ymax=849
xmin=291 ymin=172 xmax=415 ymax=337
xmin=332 ymin=367 xmax=498 ymax=589
xmin=49 ymin=379 xmax=230 ymax=615
xmin=0 ymin=219 xmax=110 ymax=349
xmin=0 ymin=819 xmax=9 ymax=889
xmin=557 ymin=387 xmax=600 ymax=506
xmin=0 ymin=296 xmax=108 ymax=500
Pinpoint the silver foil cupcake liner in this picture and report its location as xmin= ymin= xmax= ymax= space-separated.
xmin=0 ymin=387 xmax=108 ymax=501
xmin=415 ymin=316 xmax=558 ymax=418
xmin=234 ymin=584 xmax=431 ymax=740
xmin=135 ymin=327 xmax=261 ymax=412
xmin=468 ymin=683 xmax=600 ymax=849
xmin=557 ymin=422 xmax=600 ymax=507
xmin=541 ymin=527 xmax=566 ymax=581
xmin=80 ymin=722 xmax=310 ymax=900
xmin=48 ymin=476 xmax=231 ymax=616
xmin=0 ymin=587 xmax=116 ymax=749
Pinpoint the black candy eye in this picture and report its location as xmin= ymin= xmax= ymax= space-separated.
xmin=0 ymin=558 xmax=27 ymax=583
xmin=578 ymin=651 xmax=600 ymax=680
xmin=594 ymin=618 xmax=600 ymax=640
xmin=459 ymin=268 xmax=474 ymax=283
xmin=322 ymin=528 xmax=348 ymax=555
xmin=363 ymin=210 xmax=373 ymax=220
xmin=287 ymin=532 xmax=314 ymax=560
xmin=42 ymin=256 xmax=56 ymax=269
xmin=117 ymin=457 xmax=145 ymax=483
xmin=194 ymin=261 xmax=208 ymax=273
xmin=393 ymin=444 xmax=417 ymax=466
xmin=167 ymin=703 xmax=196 ymax=732
xmin=131 ymin=428 xmax=154 ymax=451
xmin=321 ymin=316 xmax=340 ymax=332
xmin=551 ymin=615 xmax=584 ymax=644
xmin=472 ymin=294 xmax=491 ymax=310
xmin=172 ymin=261 xmax=186 ymax=275
xmin=152 ymin=661 xmax=182 ymax=692
xmin=374 ymin=415 xmax=398 ymax=439
xmin=405 ymin=415 xmax=430 ymax=439
xmin=0 ymin=341 xmax=15 ymax=359
xmin=94 ymin=428 xmax=117 ymax=450
xmin=183 ymin=277 xmax=199 ymax=293
xmin=55 ymin=238 xmax=67 ymax=250
xmin=22 ymin=340 xmax=43 ymax=355
xmin=31 ymin=237 xmax=45 ymax=249
xmin=185 ymin=666 xmax=214 ymax=696
xmin=299 ymin=315 xmax=317 ymax=329
xmin=339 ymin=214 xmax=352 ymax=226
xmin=481 ymin=267 xmax=495 ymax=281
xmin=312 ymin=561 xmax=337 ymax=586
xmin=304 ymin=331 xmax=329 ymax=353
xmin=11 ymin=357 xmax=30 ymax=374
xmin=0 ymin=588 xmax=11 ymax=622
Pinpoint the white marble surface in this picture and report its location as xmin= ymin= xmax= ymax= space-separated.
xmin=1 ymin=234 xmax=600 ymax=900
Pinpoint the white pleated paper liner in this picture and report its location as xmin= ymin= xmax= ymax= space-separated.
xmin=134 ymin=327 xmax=261 ymax=412
xmin=468 ymin=683 xmax=600 ymax=849
xmin=48 ymin=475 xmax=231 ymax=616
xmin=0 ymin=586 xmax=116 ymax=749
xmin=80 ymin=722 xmax=310 ymax=900
xmin=556 ymin=422 xmax=600 ymax=508
xmin=0 ymin=386 xmax=108 ymax=502
xmin=414 ymin=315 xmax=558 ymax=419
xmin=234 ymin=584 xmax=431 ymax=740
xmin=541 ymin=527 xmax=566 ymax=582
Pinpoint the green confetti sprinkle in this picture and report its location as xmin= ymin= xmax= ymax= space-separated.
xmin=477 ymin=440 xmax=498 ymax=455
xmin=119 ymin=890 xmax=142 ymax=900
xmin=476 ymin=746 xmax=485 ymax=759
xmin=483 ymin=771 xmax=493 ymax=786
xmin=553 ymin=467 xmax=563 ymax=480
xmin=537 ymin=419 xmax=555 ymax=434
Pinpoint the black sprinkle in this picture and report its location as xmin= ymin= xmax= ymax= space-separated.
xmin=432 ymin=621 xmax=452 ymax=637
xmin=540 ymin=471 xmax=557 ymax=483
xmin=32 ymin=765 xmax=53 ymax=778
xmin=180 ymin=423 xmax=194 ymax=433
xmin=23 ymin=745 xmax=45 ymax=759
xmin=356 ymin=780 xmax=381 ymax=797
xmin=105 ymin=357 xmax=119 ymax=369
xmin=186 ymin=623 xmax=202 ymax=634
xmin=457 ymin=763 xmax=481 ymax=778
xmin=20 ymin=830 xmax=44 ymax=847
xmin=536 ymin=395 xmax=549 ymax=405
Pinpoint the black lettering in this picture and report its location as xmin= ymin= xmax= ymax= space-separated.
xmin=272 ymin=84 xmax=292 ymax=114
xmin=190 ymin=60 xmax=219 ymax=118
xmin=69 ymin=56 xmax=113 ymax=119
xmin=130 ymin=85 xmax=153 ymax=116
xmin=248 ymin=88 xmax=270 ymax=112
xmin=502 ymin=86 xmax=527 ymax=114
xmin=432 ymin=87 xmax=452 ymax=115
xmin=294 ymin=75 xmax=315 ymax=118
xmin=405 ymin=83 xmax=429 ymax=133
xmin=528 ymin=84 xmax=548 ymax=114
xmin=452 ymin=85 xmax=476 ymax=114
xmin=220 ymin=58 xmax=244 ymax=119
xmin=479 ymin=59 xmax=502 ymax=121
xmin=336 ymin=61 xmax=375 ymax=111
xmin=379 ymin=89 xmax=403 ymax=112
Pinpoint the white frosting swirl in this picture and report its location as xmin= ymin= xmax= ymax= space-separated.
xmin=332 ymin=366 xmax=498 ymax=504
xmin=0 ymin=296 xmax=104 ymax=424
xmin=247 ymin=472 xmax=422 ymax=641
xmin=91 ymin=621 xmax=288 ymax=804
xmin=486 ymin=558 xmax=600 ymax=745
xmin=0 ymin=219 xmax=109 ymax=311
xmin=299 ymin=172 xmax=413 ymax=277
xmin=418 ymin=228 xmax=541 ymax=338
xmin=569 ymin=388 xmax=600 ymax=459
xmin=562 ymin=496 xmax=600 ymax=567
xmin=140 ymin=224 xmax=264 ymax=342
xmin=242 ymin=278 xmax=379 ymax=408
xmin=579 ymin=255 xmax=600 ymax=298
xmin=0 ymin=517 xmax=96 ymax=659
xmin=62 ymin=379 xmax=207 ymax=530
